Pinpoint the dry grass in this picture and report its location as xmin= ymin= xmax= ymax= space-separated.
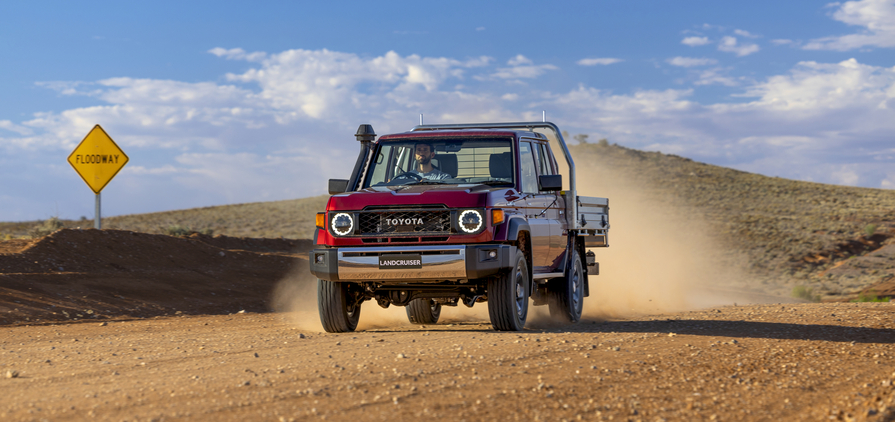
xmin=0 ymin=196 xmax=328 ymax=240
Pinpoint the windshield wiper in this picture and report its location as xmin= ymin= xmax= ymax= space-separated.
xmin=476 ymin=180 xmax=513 ymax=186
xmin=406 ymin=180 xmax=449 ymax=185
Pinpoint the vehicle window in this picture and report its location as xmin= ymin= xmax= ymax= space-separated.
xmin=519 ymin=141 xmax=539 ymax=193
xmin=537 ymin=143 xmax=554 ymax=175
xmin=362 ymin=137 xmax=514 ymax=188
xmin=530 ymin=142 xmax=541 ymax=175
xmin=368 ymin=149 xmax=391 ymax=183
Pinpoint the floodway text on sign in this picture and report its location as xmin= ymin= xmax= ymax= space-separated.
xmin=72 ymin=154 xmax=124 ymax=164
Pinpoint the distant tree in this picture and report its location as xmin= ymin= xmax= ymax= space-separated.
xmin=573 ymin=134 xmax=589 ymax=144
xmin=598 ymin=138 xmax=609 ymax=147
xmin=562 ymin=131 xmax=570 ymax=140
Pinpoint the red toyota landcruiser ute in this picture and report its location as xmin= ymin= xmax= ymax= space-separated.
xmin=309 ymin=121 xmax=609 ymax=332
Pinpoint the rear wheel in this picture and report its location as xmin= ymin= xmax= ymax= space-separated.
xmin=488 ymin=249 xmax=530 ymax=331
xmin=406 ymin=299 xmax=441 ymax=324
xmin=318 ymin=279 xmax=361 ymax=333
xmin=547 ymin=250 xmax=584 ymax=323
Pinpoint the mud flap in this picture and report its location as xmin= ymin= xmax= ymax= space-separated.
xmin=584 ymin=250 xmax=599 ymax=296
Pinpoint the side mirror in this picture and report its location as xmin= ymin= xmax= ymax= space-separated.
xmin=538 ymin=175 xmax=563 ymax=191
xmin=328 ymin=179 xmax=349 ymax=195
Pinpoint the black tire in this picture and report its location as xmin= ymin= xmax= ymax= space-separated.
xmin=317 ymin=279 xmax=361 ymax=333
xmin=547 ymin=250 xmax=584 ymax=323
xmin=488 ymin=249 xmax=530 ymax=331
xmin=406 ymin=299 xmax=441 ymax=324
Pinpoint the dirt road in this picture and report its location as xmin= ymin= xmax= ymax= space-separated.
xmin=3 ymin=230 xmax=895 ymax=421
xmin=2 ymin=303 xmax=894 ymax=422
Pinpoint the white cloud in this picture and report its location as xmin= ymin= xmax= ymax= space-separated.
xmin=883 ymin=176 xmax=895 ymax=188
xmin=507 ymin=55 xmax=532 ymax=66
xmin=1 ymin=48 xmax=533 ymax=220
xmin=208 ymin=47 xmax=267 ymax=62
xmin=550 ymin=57 xmax=895 ymax=187
xmin=225 ymin=49 xmax=493 ymax=118
xmin=98 ymin=78 xmax=254 ymax=107
xmin=771 ymin=39 xmax=794 ymax=46
xmin=734 ymin=29 xmax=760 ymax=38
xmin=0 ymin=120 xmax=33 ymax=135
xmin=486 ymin=55 xmax=558 ymax=80
xmin=694 ymin=68 xmax=740 ymax=87
xmin=682 ymin=36 xmax=711 ymax=46
xmin=804 ymin=0 xmax=895 ymax=50
xmin=577 ymin=58 xmax=623 ymax=66
xmin=739 ymin=58 xmax=895 ymax=111
xmin=34 ymin=81 xmax=95 ymax=96
xmin=667 ymin=57 xmax=718 ymax=67
xmin=666 ymin=57 xmax=740 ymax=86
xmin=717 ymin=36 xmax=760 ymax=56
xmin=831 ymin=167 xmax=861 ymax=186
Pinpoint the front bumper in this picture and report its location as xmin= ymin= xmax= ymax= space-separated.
xmin=309 ymin=244 xmax=515 ymax=282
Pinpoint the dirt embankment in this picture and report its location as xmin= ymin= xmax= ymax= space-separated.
xmin=0 ymin=229 xmax=311 ymax=325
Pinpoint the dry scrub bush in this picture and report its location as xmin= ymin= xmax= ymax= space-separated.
xmin=29 ymin=217 xmax=64 ymax=238
xmin=164 ymin=225 xmax=214 ymax=237
xmin=791 ymin=285 xmax=820 ymax=302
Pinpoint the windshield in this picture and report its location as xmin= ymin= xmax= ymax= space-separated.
xmin=363 ymin=137 xmax=514 ymax=188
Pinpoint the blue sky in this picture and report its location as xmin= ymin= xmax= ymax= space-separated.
xmin=2 ymin=0 xmax=894 ymax=221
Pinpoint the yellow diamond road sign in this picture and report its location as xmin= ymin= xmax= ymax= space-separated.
xmin=67 ymin=125 xmax=129 ymax=194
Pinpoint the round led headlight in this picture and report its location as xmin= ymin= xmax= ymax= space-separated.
xmin=330 ymin=212 xmax=354 ymax=236
xmin=458 ymin=210 xmax=483 ymax=233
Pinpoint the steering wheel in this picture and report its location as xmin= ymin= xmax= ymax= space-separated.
xmin=388 ymin=172 xmax=423 ymax=185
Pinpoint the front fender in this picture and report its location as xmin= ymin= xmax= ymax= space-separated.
xmin=500 ymin=216 xmax=530 ymax=242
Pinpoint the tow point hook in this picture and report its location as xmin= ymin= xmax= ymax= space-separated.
xmin=460 ymin=294 xmax=480 ymax=308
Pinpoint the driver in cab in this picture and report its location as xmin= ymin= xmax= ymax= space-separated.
xmin=409 ymin=142 xmax=450 ymax=180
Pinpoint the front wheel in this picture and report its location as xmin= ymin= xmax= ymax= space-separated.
xmin=406 ymin=299 xmax=441 ymax=324
xmin=488 ymin=249 xmax=530 ymax=331
xmin=318 ymin=279 xmax=361 ymax=333
xmin=547 ymin=250 xmax=584 ymax=323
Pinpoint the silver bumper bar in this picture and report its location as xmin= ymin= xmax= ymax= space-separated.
xmin=338 ymin=245 xmax=467 ymax=281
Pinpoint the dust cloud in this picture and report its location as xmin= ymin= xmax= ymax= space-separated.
xmin=272 ymin=263 xmax=460 ymax=332
xmin=272 ymin=264 xmax=493 ymax=332
xmin=271 ymin=265 xmax=324 ymax=332
xmin=576 ymin=160 xmax=754 ymax=320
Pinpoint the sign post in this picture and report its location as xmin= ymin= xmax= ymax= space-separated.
xmin=67 ymin=125 xmax=129 ymax=229
xmin=95 ymin=193 xmax=101 ymax=229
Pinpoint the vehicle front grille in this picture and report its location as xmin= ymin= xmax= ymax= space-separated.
xmin=357 ymin=209 xmax=452 ymax=236
xmin=361 ymin=236 xmax=450 ymax=244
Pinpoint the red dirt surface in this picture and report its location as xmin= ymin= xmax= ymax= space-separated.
xmin=0 ymin=229 xmax=310 ymax=325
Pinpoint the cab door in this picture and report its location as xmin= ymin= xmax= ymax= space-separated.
xmin=519 ymin=140 xmax=552 ymax=271
xmin=536 ymin=142 xmax=567 ymax=270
